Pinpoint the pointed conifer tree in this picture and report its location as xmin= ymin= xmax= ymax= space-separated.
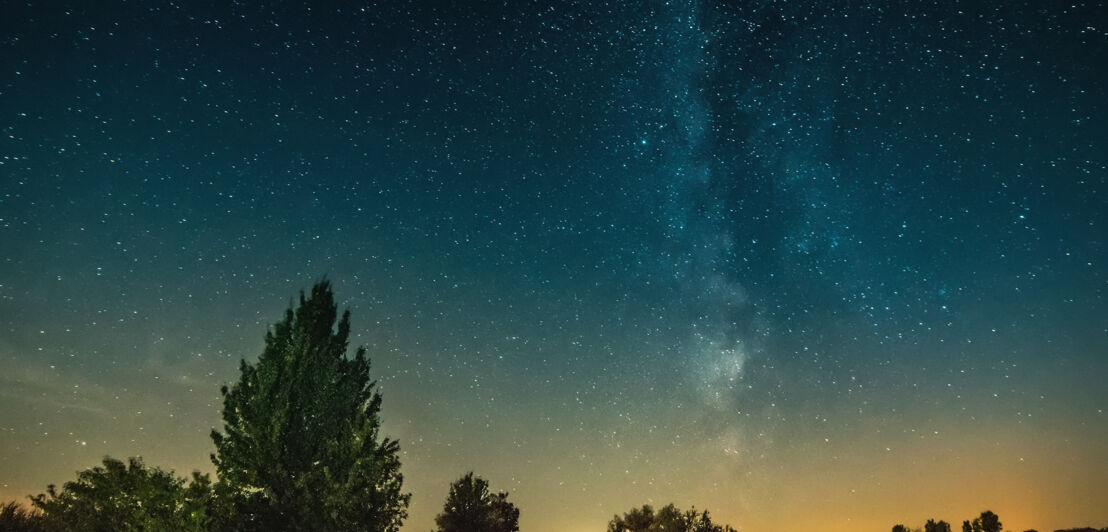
xmin=210 ymin=281 xmax=409 ymax=531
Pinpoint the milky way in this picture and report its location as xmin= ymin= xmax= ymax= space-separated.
xmin=1 ymin=2 xmax=1105 ymax=531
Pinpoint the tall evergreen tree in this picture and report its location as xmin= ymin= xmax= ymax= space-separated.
xmin=210 ymin=281 xmax=409 ymax=531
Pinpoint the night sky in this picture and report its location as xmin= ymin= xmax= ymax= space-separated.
xmin=1 ymin=2 xmax=1105 ymax=531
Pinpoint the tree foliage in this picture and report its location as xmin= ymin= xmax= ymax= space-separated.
xmin=26 ymin=456 xmax=208 ymax=532
xmin=976 ymin=511 xmax=1002 ymax=532
xmin=926 ymin=519 xmax=954 ymax=532
xmin=892 ymin=511 xmax=1104 ymax=532
xmin=607 ymin=503 xmax=736 ymax=532
xmin=898 ymin=511 xmax=1004 ymax=532
xmin=210 ymin=281 xmax=410 ymax=531
xmin=0 ymin=500 xmax=46 ymax=532
xmin=432 ymin=472 xmax=519 ymax=532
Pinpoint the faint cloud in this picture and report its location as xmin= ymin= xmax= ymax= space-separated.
xmin=0 ymin=367 xmax=114 ymax=418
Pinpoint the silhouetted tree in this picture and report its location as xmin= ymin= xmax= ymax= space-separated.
xmin=893 ymin=525 xmax=911 ymax=532
xmin=684 ymin=509 xmax=732 ymax=532
xmin=978 ymin=511 xmax=1002 ymax=532
xmin=926 ymin=519 xmax=953 ymax=532
xmin=965 ymin=521 xmax=975 ymax=532
xmin=27 ymin=456 xmax=208 ymax=531
xmin=487 ymin=492 xmax=518 ymax=532
xmin=433 ymin=472 xmax=519 ymax=532
xmin=210 ymin=281 xmax=410 ymax=531
xmin=608 ymin=503 xmax=737 ymax=532
xmin=610 ymin=505 xmax=656 ymax=532
xmin=0 ymin=500 xmax=46 ymax=531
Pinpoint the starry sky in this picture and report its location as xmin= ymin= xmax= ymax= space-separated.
xmin=1 ymin=2 xmax=1105 ymax=531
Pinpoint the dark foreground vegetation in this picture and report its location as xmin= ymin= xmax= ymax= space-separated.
xmin=0 ymin=283 xmax=1096 ymax=532
xmin=0 ymin=282 xmax=729 ymax=532
xmin=891 ymin=510 xmax=1108 ymax=532
xmin=607 ymin=504 xmax=735 ymax=532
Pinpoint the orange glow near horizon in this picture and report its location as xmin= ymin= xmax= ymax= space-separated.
xmin=9 ymin=369 xmax=1105 ymax=532
xmin=1 ymin=1 xmax=1105 ymax=531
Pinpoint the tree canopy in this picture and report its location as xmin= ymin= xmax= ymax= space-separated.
xmin=977 ymin=511 xmax=1002 ymax=532
xmin=0 ymin=501 xmax=46 ymax=532
xmin=432 ymin=472 xmax=519 ymax=532
xmin=607 ymin=503 xmax=736 ymax=532
xmin=27 ymin=456 xmax=209 ymax=532
xmin=210 ymin=281 xmax=409 ymax=531
xmin=897 ymin=510 xmax=1001 ymax=532
xmin=926 ymin=519 xmax=954 ymax=532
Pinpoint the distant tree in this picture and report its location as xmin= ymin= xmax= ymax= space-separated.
xmin=0 ymin=500 xmax=46 ymax=531
xmin=677 ymin=506 xmax=730 ymax=532
xmin=608 ymin=503 xmax=737 ymax=532
xmin=432 ymin=472 xmax=519 ymax=532
xmin=654 ymin=504 xmax=686 ymax=531
xmin=893 ymin=525 xmax=911 ymax=532
xmin=487 ymin=492 xmax=519 ymax=532
xmin=964 ymin=521 xmax=975 ymax=532
xmin=210 ymin=281 xmax=410 ymax=531
xmin=609 ymin=505 xmax=656 ymax=532
xmin=979 ymin=511 xmax=1002 ymax=532
xmin=27 ymin=456 xmax=208 ymax=531
xmin=926 ymin=519 xmax=953 ymax=532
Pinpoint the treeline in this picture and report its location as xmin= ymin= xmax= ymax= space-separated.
xmin=0 ymin=282 xmax=738 ymax=532
xmin=892 ymin=510 xmax=1107 ymax=532
xmin=607 ymin=504 xmax=735 ymax=532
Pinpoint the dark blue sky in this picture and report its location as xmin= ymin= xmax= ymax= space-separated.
xmin=2 ymin=2 xmax=1105 ymax=530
